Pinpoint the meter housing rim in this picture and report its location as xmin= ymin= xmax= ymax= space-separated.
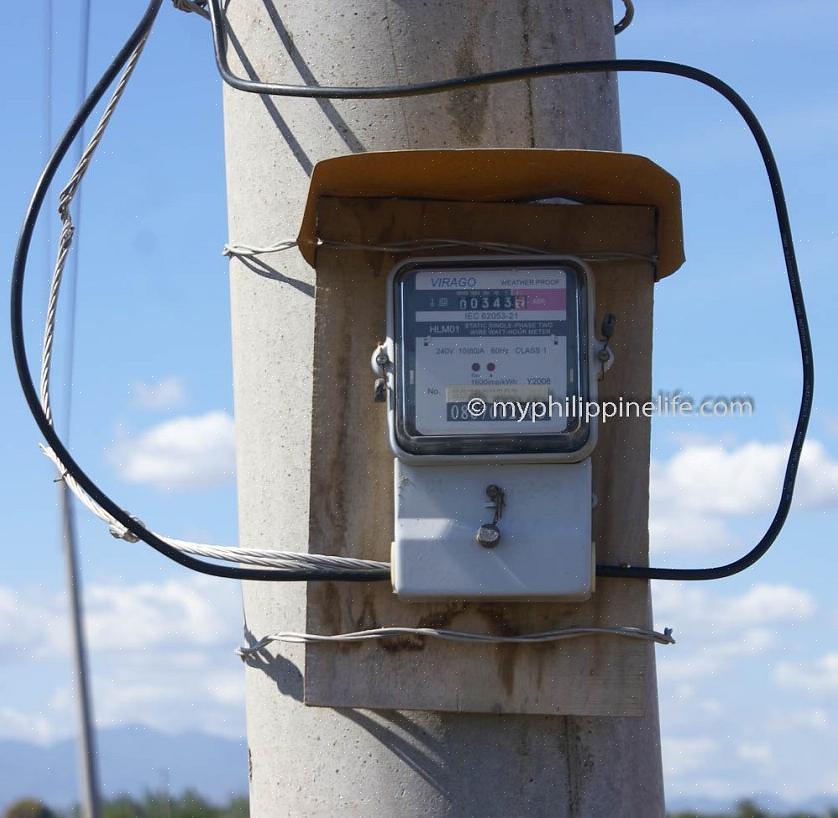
xmin=385 ymin=254 xmax=598 ymax=465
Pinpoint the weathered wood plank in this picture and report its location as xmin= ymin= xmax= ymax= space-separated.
xmin=304 ymin=196 xmax=655 ymax=716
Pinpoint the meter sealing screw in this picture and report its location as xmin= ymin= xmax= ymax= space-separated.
xmin=476 ymin=523 xmax=501 ymax=548
xmin=371 ymin=343 xmax=391 ymax=403
xmin=597 ymin=312 xmax=617 ymax=380
xmin=476 ymin=485 xmax=505 ymax=548
xmin=373 ymin=378 xmax=387 ymax=403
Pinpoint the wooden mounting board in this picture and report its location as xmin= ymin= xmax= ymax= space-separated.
xmin=304 ymin=196 xmax=656 ymax=716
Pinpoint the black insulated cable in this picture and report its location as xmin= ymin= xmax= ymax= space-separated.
xmin=204 ymin=0 xmax=813 ymax=582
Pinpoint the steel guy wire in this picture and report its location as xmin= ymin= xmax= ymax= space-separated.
xmin=36 ymin=15 xmax=385 ymax=579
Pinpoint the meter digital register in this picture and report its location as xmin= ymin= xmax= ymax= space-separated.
xmin=377 ymin=256 xmax=605 ymax=601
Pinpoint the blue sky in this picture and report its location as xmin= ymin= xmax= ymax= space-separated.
xmin=1 ymin=0 xmax=836 ymax=809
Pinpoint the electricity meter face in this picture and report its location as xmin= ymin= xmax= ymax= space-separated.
xmin=391 ymin=257 xmax=591 ymax=457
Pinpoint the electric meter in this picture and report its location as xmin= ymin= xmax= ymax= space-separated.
xmin=374 ymin=256 xmax=605 ymax=601
xmin=389 ymin=256 xmax=594 ymax=460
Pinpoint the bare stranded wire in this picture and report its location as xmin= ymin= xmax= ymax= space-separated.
xmin=36 ymin=38 xmax=389 ymax=579
xmin=222 ymin=237 xmax=658 ymax=264
xmin=237 ymin=624 xmax=675 ymax=659
xmin=13 ymin=0 xmax=813 ymax=587
xmin=202 ymin=0 xmax=814 ymax=583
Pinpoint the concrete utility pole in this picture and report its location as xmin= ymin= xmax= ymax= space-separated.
xmin=222 ymin=2 xmax=664 ymax=816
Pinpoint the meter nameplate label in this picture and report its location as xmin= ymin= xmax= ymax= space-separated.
xmin=445 ymin=385 xmax=550 ymax=402
xmin=410 ymin=268 xmax=571 ymax=436
xmin=443 ymin=385 xmax=551 ymax=422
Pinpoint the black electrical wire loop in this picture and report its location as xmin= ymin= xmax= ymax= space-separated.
xmin=12 ymin=0 xmax=813 ymax=583
xmin=205 ymin=0 xmax=814 ymax=581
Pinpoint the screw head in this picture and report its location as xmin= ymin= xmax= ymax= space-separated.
xmin=476 ymin=523 xmax=501 ymax=548
xmin=373 ymin=378 xmax=387 ymax=402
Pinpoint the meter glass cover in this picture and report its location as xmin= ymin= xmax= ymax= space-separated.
xmin=393 ymin=258 xmax=590 ymax=456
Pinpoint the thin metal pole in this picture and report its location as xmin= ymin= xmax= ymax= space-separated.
xmin=63 ymin=0 xmax=91 ymax=436
xmin=48 ymin=1 xmax=102 ymax=815
xmin=59 ymin=480 xmax=102 ymax=818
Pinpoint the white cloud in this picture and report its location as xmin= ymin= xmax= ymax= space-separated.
xmin=0 ymin=577 xmax=241 ymax=661
xmin=655 ymin=583 xmax=828 ymax=803
xmin=775 ymin=653 xmax=838 ymax=694
xmin=650 ymin=439 xmax=838 ymax=555
xmin=131 ymin=376 xmax=188 ymax=411
xmin=654 ymin=583 xmax=815 ymax=682
xmin=654 ymin=582 xmax=815 ymax=630
xmin=824 ymin=413 xmax=838 ymax=438
xmin=721 ymin=584 xmax=816 ymax=627
xmin=793 ymin=441 xmax=838 ymax=510
xmin=91 ymin=664 xmax=245 ymax=737
xmin=738 ymin=741 xmax=772 ymax=766
xmin=653 ymin=441 xmax=785 ymax=517
xmin=658 ymin=628 xmax=776 ymax=683
xmin=112 ymin=410 xmax=236 ymax=490
xmin=0 ymin=577 xmax=246 ymax=742
xmin=768 ymin=708 xmax=829 ymax=732
xmin=0 ymin=587 xmax=64 ymax=659
xmin=821 ymin=769 xmax=838 ymax=797
xmin=653 ymin=439 xmax=838 ymax=514
xmin=84 ymin=577 xmax=239 ymax=652
xmin=666 ymin=685 xmax=723 ymax=725
xmin=0 ymin=706 xmax=58 ymax=745
xmin=662 ymin=736 xmax=717 ymax=777
xmin=649 ymin=511 xmax=739 ymax=555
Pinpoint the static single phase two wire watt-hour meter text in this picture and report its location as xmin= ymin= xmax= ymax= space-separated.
xmin=373 ymin=256 xmax=606 ymax=601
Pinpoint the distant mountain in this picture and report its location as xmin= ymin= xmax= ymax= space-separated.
xmin=5 ymin=729 xmax=834 ymax=817
xmin=0 ymin=725 xmax=248 ymax=812
xmin=666 ymin=793 xmax=838 ymax=815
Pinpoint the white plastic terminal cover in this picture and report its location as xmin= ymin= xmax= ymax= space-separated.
xmin=392 ymin=460 xmax=594 ymax=601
